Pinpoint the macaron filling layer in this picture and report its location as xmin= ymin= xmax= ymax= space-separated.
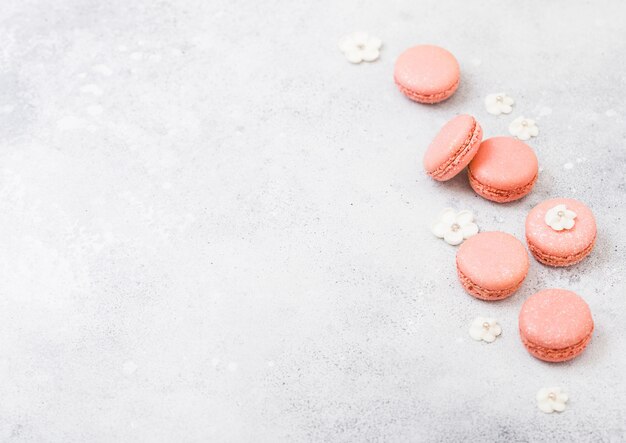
xmin=521 ymin=331 xmax=593 ymax=362
xmin=468 ymin=170 xmax=538 ymax=202
xmin=527 ymin=235 xmax=596 ymax=267
xmin=457 ymin=267 xmax=526 ymax=301
xmin=394 ymin=78 xmax=460 ymax=104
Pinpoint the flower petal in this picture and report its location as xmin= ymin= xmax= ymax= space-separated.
xmin=482 ymin=332 xmax=496 ymax=343
xmin=352 ymin=31 xmax=368 ymax=45
xmin=443 ymin=229 xmax=464 ymax=246
xmin=509 ymin=118 xmax=523 ymax=136
xmin=557 ymin=392 xmax=569 ymax=403
xmin=549 ymin=221 xmax=564 ymax=231
xmin=538 ymin=399 xmax=554 ymax=413
xmin=439 ymin=208 xmax=456 ymax=225
xmin=491 ymin=324 xmax=502 ymax=336
xmin=552 ymin=401 xmax=566 ymax=412
xmin=485 ymin=94 xmax=499 ymax=106
xmin=469 ymin=326 xmax=484 ymax=341
xmin=528 ymin=125 xmax=539 ymax=137
xmin=461 ymin=223 xmax=479 ymax=239
xmin=565 ymin=209 xmax=577 ymax=219
xmin=366 ymin=36 xmax=382 ymax=49
xmin=456 ymin=210 xmax=474 ymax=225
xmin=536 ymin=388 xmax=550 ymax=401
xmin=486 ymin=104 xmax=502 ymax=115
xmin=431 ymin=221 xmax=448 ymax=238
xmin=501 ymin=104 xmax=513 ymax=114
xmin=516 ymin=129 xmax=531 ymax=141
xmin=360 ymin=48 xmax=379 ymax=62
xmin=338 ymin=36 xmax=355 ymax=52
xmin=345 ymin=50 xmax=363 ymax=64
xmin=561 ymin=217 xmax=575 ymax=230
xmin=503 ymin=96 xmax=515 ymax=105
xmin=545 ymin=213 xmax=561 ymax=226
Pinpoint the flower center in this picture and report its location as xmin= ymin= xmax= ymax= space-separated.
xmin=482 ymin=322 xmax=490 ymax=330
xmin=548 ymin=392 xmax=556 ymax=401
xmin=557 ymin=210 xmax=564 ymax=217
xmin=450 ymin=223 xmax=460 ymax=232
xmin=356 ymin=43 xmax=365 ymax=50
xmin=496 ymin=95 xmax=503 ymax=102
xmin=521 ymin=120 xmax=528 ymax=127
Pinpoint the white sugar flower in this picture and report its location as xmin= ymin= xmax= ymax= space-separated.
xmin=485 ymin=93 xmax=514 ymax=115
xmin=537 ymin=387 xmax=568 ymax=413
xmin=338 ymin=32 xmax=382 ymax=64
xmin=431 ymin=208 xmax=479 ymax=246
xmin=509 ymin=116 xmax=539 ymax=141
xmin=545 ymin=204 xmax=577 ymax=231
xmin=469 ymin=317 xmax=502 ymax=343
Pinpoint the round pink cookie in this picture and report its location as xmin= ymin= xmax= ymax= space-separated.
xmin=468 ymin=137 xmax=538 ymax=202
xmin=394 ymin=45 xmax=460 ymax=104
xmin=525 ymin=198 xmax=596 ymax=266
xmin=519 ymin=289 xmax=594 ymax=362
xmin=423 ymin=115 xmax=483 ymax=181
xmin=456 ymin=231 xmax=529 ymax=300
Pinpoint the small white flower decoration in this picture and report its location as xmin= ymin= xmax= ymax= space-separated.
xmin=485 ymin=93 xmax=514 ymax=115
xmin=431 ymin=208 xmax=479 ymax=246
xmin=338 ymin=32 xmax=382 ymax=64
xmin=509 ymin=116 xmax=539 ymax=141
xmin=537 ymin=387 xmax=568 ymax=413
xmin=469 ymin=317 xmax=502 ymax=343
xmin=545 ymin=204 xmax=577 ymax=231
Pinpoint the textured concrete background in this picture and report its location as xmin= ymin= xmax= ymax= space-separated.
xmin=1 ymin=0 xmax=625 ymax=441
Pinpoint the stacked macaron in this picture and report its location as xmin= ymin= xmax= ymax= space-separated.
xmin=396 ymin=44 xmax=598 ymax=364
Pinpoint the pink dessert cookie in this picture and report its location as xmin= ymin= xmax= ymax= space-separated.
xmin=525 ymin=198 xmax=597 ymax=266
xmin=519 ymin=289 xmax=594 ymax=362
xmin=394 ymin=45 xmax=460 ymax=104
xmin=456 ymin=231 xmax=529 ymax=301
xmin=468 ymin=137 xmax=538 ymax=203
xmin=423 ymin=115 xmax=483 ymax=181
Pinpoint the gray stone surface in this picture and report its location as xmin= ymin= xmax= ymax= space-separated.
xmin=1 ymin=1 xmax=625 ymax=441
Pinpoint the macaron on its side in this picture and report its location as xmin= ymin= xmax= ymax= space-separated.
xmin=423 ymin=115 xmax=483 ymax=181
xmin=456 ymin=231 xmax=529 ymax=301
xmin=519 ymin=289 xmax=594 ymax=362
xmin=526 ymin=198 xmax=597 ymax=267
xmin=394 ymin=45 xmax=460 ymax=104
xmin=468 ymin=137 xmax=538 ymax=203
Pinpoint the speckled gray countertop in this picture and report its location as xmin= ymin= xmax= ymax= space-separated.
xmin=1 ymin=1 xmax=625 ymax=441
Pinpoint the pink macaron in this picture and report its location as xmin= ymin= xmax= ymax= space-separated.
xmin=468 ymin=137 xmax=538 ymax=203
xmin=519 ymin=289 xmax=594 ymax=362
xmin=456 ymin=231 xmax=529 ymax=301
xmin=394 ymin=45 xmax=460 ymax=104
xmin=526 ymin=198 xmax=597 ymax=266
xmin=423 ymin=115 xmax=483 ymax=181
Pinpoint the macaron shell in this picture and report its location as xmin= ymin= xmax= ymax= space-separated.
xmin=519 ymin=289 xmax=594 ymax=361
xmin=468 ymin=137 xmax=538 ymax=202
xmin=394 ymin=45 xmax=460 ymax=103
xmin=423 ymin=115 xmax=483 ymax=181
xmin=526 ymin=198 xmax=596 ymax=266
xmin=456 ymin=231 xmax=529 ymax=296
